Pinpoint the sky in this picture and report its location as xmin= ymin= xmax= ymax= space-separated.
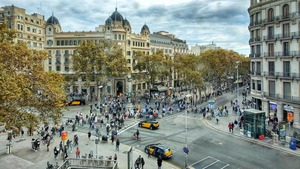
xmin=1 ymin=0 xmax=250 ymax=55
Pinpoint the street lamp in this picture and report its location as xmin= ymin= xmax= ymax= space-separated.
xmin=126 ymin=75 xmax=133 ymax=110
xmin=236 ymin=61 xmax=240 ymax=99
xmin=98 ymin=85 xmax=103 ymax=110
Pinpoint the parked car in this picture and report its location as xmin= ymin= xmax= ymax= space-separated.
xmin=138 ymin=120 xmax=159 ymax=130
xmin=144 ymin=143 xmax=173 ymax=159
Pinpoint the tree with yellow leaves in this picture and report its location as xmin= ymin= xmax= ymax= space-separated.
xmin=0 ymin=23 xmax=66 ymax=134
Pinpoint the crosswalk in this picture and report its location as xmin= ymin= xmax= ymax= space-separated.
xmin=190 ymin=156 xmax=230 ymax=169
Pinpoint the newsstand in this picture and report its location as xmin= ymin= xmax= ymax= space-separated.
xmin=243 ymin=109 xmax=266 ymax=139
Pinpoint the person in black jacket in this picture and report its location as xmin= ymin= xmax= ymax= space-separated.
xmin=157 ymin=156 xmax=162 ymax=169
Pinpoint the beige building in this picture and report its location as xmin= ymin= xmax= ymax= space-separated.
xmin=0 ymin=5 xmax=46 ymax=49
xmin=1 ymin=5 xmax=189 ymax=101
xmin=248 ymin=0 xmax=300 ymax=128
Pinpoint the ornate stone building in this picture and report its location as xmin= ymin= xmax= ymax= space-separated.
xmin=248 ymin=0 xmax=300 ymax=128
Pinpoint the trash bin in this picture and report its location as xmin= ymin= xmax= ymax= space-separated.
xmin=6 ymin=144 xmax=11 ymax=154
xmin=290 ymin=139 xmax=297 ymax=150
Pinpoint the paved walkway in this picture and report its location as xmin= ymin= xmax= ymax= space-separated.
xmin=0 ymin=118 xmax=179 ymax=169
xmin=203 ymin=94 xmax=300 ymax=157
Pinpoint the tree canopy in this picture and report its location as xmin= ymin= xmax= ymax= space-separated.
xmin=0 ymin=23 xmax=66 ymax=133
xmin=72 ymin=40 xmax=128 ymax=87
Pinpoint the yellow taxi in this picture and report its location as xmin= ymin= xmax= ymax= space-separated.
xmin=144 ymin=143 xmax=173 ymax=159
xmin=138 ymin=120 xmax=159 ymax=130
xmin=68 ymin=99 xmax=86 ymax=106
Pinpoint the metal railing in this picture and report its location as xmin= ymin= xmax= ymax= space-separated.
xmin=57 ymin=158 xmax=118 ymax=169
xmin=263 ymin=92 xmax=300 ymax=102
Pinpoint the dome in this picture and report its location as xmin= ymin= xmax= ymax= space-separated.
xmin=141 ymin=24 xmax=150 ymax=33
xmin=46 ymin=15 xmax=60 ymax=25
xmin=105 ymin=17 xmax=113 ymax=25
xmin=110 ymin=8 xmax=124 ymax=21
xmin=123 ymin=18 xmax=131 ymax=27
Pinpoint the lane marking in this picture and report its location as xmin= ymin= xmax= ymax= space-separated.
xmin=202 ymin=159 xmax=219 ymax=169
xmin=221 ymin=164 xmax=230 ymax=169
xmin=118 ymin=121 xmax=139 ymax=135
xmin=189 ymin=156 xmax=211 ymax=167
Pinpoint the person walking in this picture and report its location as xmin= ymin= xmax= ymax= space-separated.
xmin=54 ymin=147 xmax=59 ymax=159
xmin=75 ymin=147 xmax=80 ymax=158
xmin=47 ymin=140 xmax=50 ymax=152
xmin=136 ymin=129 xmax=140 ymax=140
xmin=157 ymin=156 xmax=162 ymax=169
xmin=59 ymin=141 xmax=63 ymax=154
xmin=116 ymin=139 xmax=120 ymax=151
xmin=147 ymin=147 xmax=151 ymax=158
xmin=88 ymin=131 xmax=91 ymax=141
xmin=231 ymin=122 xmax=234 ymax=133
xmin=228 ymin=123 xmax=232 ymax=132
xmin=141 ymin=157 xmax=145 ymax=169
xmin=111 ymin=134 xmax=115 ymax=144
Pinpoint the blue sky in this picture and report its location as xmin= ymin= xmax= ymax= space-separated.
xmin=1 ymin=0 xmax=250 ymax=55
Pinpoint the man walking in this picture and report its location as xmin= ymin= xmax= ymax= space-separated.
xmin=116 ymin=139 xmax=120 ymax=151
xmin=157 ymin=156 xmax=162 ymax=169
xmin=88 ymin=131 xmax=91 ymax=141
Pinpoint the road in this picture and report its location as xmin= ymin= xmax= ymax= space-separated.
xmin=118 ymin=112 xmax=300 ymax=169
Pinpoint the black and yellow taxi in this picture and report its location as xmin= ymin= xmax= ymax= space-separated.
xmin=144 ymin=143 xmax=173 ymax=159
xmin=68 ymin=99 xmax=86 ymax=106
xmin=138 ymin=120 xmax=159 ymax=130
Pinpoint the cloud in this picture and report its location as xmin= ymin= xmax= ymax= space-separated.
xmin=0 ymin=0 xmax=250 ymax=55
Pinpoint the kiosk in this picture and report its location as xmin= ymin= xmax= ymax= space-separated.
xmin=243 ymin=109 xmax=266 ymax=139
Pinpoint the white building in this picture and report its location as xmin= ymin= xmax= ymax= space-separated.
xmin=248 ymin=0 xmax=300 ymax=128
xmin=190 ymin=42 xmax=220 ymax=55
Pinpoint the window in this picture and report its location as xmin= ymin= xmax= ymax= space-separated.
xmin=74 ymin=40 xmax=77 ymax=45
xmin=283 ymin=82 xmax=291 ymax=99
xmin=283 ymin=61 xmax=290 ymax=77
xmin=65 ymin=40 xmax=68 ymax=45
xmin=32 ymin=28 xmax=37 ymax=33
xmin=56 ymin=50 xmax=61 ymax=56
xmin=27 ymin=27 xmax=30 ymax=31
xmin=64 ymin=50 xmax=69 ymax=56
xmin=56 ymin=65 xmax=61 ymax=71
xmin=118 ymin=34 xmax=121 ymax=40
xmin=65 ymin=56 xmax=69 ymax=64
xmin=65 ymin=67 xmax=69 ymax=72
xmin=268 ymin=61 xmax=275 ymax=76
xmin=114 ymin=34 xmax=117 ymax=40
xmin=282 ymin=4 xmax=289 ymax=18
xmin=127 ymin=59 xmax=131 ymax=63
xmin=282 ymin=23 xmax=290 ymax=38
xmin=56 ymin=41 xmax=60 ymax=46
xmin=33 ymin=42 xmax=37 ymax=47
xmin=47 ymin=40 xmax=53 ymax=46
xmin=252 ymin=80 xmax=256 ymax=90
xmin=257 ymin=80 xmax=261 ymax=91
xmin=143 ymin=83 xmax=146 ymax=89
xmin=256 ymin=45 xmax=261 ymax=56
xmin=48 ymin=66 xmax=52 ymax=71
xmin=283 ymin=42 xmax=289 ymax=56
xmin=48 ymin=58 xmax=52 ymax=65
xmin=268 ymin=43 xmax=274 ymax=56
xmin=61 ymin=40 xmax=64 ymax=46
xmin=257 ymin=62 xmax=261 ymax=75
xmin=127 ymin=51 xmax=131 ymax=56
xmin=268 ymin=26 xmax=274 ymax=39
xmin=269 ymin=81 xmax=275 ymax=97
xmin=268 ymin=8 xmax=274 ymax=21
xmin=128 ymin=40 xmax=131 ymax=45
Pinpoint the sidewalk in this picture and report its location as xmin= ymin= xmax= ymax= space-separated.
xmin=0 ymin=121 xmax=179 ymax=169
xmin=203 ymin=94 xmax=300 ymax=157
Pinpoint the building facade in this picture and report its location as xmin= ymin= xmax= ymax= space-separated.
xmin=190 ymin=42 xmax=221 ymax=55
xmin=248 ymin=0 xmax=300 ymax=128
xmin=1 ymin=5 xmax=189 ymax=101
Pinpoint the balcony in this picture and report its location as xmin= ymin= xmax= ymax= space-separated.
xmin=263 ymin=35 xmax=276 ymax=42
xmin=278 ymin=33 xmax=293 ymax=41
xmin=263 ymin=52 xmax=275 ymax=58
xmin=276 ymin=72 xmax=292 ymax=80
xmin=263 ymin=71 xmax=276 ymax=78
xmin=249 ymin=19 xmax=262 ymax=28
xmin=292 ymin=73 xmax=300 ymax=80
xmin=250 ymin=71 xmax=262 ymax=77
xmin=263 ymin=92 xmax=300 ymax=103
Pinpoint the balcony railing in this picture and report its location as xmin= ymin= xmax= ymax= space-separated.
xmin=57 ymin=158 xmax=118 ymax=169
xmin=249 ymin=19 xmax=262 ymax=27
xmin=263 ymin=71 xmax=275 ymax=77
xmin=276 ymin=72 xmax=292 ymax=78
xmin=263 ymin=52 xmax=275 ymax=58
xmin=263 ymin=92 xmax=300 ymax=102
xmin=249 ymin=53 xmax=261 ymax=58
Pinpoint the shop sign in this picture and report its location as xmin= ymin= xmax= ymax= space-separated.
xmin=287 ymin=112 xmax=294 ymax=122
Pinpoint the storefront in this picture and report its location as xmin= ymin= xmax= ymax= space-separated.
xmin=268 ymin=101 xmax=277 ymax=118
xmin=283 ymin=104 xmax=294 ymax=122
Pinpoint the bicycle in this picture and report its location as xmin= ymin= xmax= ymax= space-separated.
xmin=80 ymin=154 xmax=87 ymax=165
xmin=131 ymin=134 xmax=141 ymax=141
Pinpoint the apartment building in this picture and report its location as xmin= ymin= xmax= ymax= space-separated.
xmin=248 ymin=0 xmax=300 ymax=128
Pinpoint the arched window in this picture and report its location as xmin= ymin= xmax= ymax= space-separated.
xmin=268 ymin=8 xmax=274 ymax=21
xmin=118 ymin=34 xmax=121 ymax=40
xmin=283 ymin=4 xmax=289 ymax=18
xmin=114 ymin=34 xmax=117 ymax=40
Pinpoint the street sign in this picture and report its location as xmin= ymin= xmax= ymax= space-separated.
xmin=208 ymin=100 xmax=215 ymax=106
xmin=183 ymin=147 xmax=189 ymax=154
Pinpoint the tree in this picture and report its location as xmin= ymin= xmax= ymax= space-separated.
xmin=72 ymin=40 xmax=128 ymax=93
xmin=0 ymin=23 xmax=66 ymax=133
xmin=134 ymin=50 xmax=168 ymax=88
